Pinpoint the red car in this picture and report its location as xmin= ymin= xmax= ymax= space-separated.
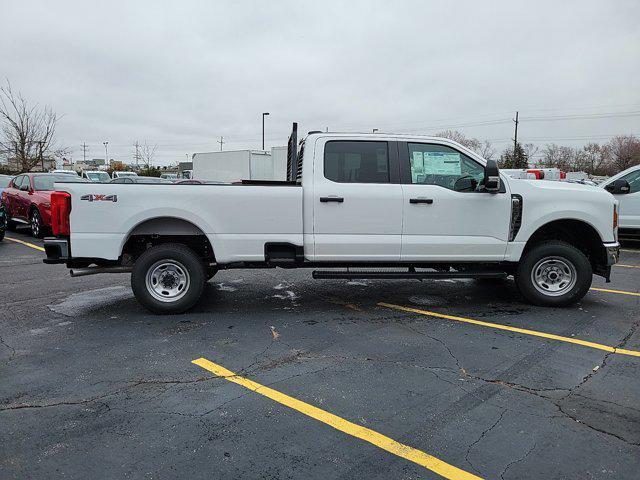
xmin=1 ymin=173 xmax=87 ymax=238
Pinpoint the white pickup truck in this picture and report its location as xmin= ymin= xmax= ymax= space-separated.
xmin=43 ymin=124 xmax=620 ymax=314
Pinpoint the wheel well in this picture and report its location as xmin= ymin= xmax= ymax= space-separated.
xmin=121 ymin=217 xmax=214 ymax=264
xmin=523 ymin=219 xmax=606 ymax=267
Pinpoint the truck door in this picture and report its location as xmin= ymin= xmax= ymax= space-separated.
xmin=400 ymin=142 xmax=511 ymax=261
xmin=615 ymin=168 xmax=640 ymax=230
xmin=311 ymin=139 xmax=403 ymax=261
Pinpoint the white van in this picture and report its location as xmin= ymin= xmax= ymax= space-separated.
xmin=601 ymin=165 xmax=640 ymax=236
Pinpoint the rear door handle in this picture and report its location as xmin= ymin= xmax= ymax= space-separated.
xmin=409 ymin=198 xmax=433 ymax=204
xmin=320 ymin=196 xmax=344 ymax=203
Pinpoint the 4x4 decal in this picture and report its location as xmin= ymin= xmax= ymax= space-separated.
xmin=80 ymin=194 xmax=118 ymax=203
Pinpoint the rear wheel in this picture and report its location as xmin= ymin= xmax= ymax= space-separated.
xmin=30 ymin=209 xmax=44 ymax=238
xmin=131 ymin=243 xmax=205 ymax=314
xmin=515 ymin=240 xmax=592 ymax=307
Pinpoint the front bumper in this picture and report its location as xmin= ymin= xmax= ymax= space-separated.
xmin=43 ymin=237 xmax=69 ymax=264
xmin=604 ymin=242 xmax=620 ymax=266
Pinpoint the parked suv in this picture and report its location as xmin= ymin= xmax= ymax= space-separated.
xmin=2 ymin=173 xmax=88 ymax=238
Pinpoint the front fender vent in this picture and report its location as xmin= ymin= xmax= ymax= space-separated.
xmin=509 ymin=194 xmax=523 ymax=241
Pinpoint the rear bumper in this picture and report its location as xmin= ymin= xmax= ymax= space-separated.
xmin=603 ymin=242 xmax=620 ymax=266
xmin=43 ymin=237 xmax=69 ymax=264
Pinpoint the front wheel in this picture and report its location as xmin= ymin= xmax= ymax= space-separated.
xmin=131 ymin=243 xmax=206 ymax=314
xmin=515 ymin=240 xmax=592 ymax=307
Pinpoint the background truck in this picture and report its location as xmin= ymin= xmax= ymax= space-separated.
xmin=43 ymin=124 xmax=620 ymax=314
xmin=193 ymin=148 xmax=287 ymax=183
xmin=601 ymin=164 xmax=640 ymax=239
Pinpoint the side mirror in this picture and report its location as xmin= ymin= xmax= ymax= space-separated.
xmin=605 ymin=179 xmax=630 ymax=195
xmin=454 ymin=176 xmax=478 ymax=192
xmin=482 ymin=159 xmax=501 ymax=193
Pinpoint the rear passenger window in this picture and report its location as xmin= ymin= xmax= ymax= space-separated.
xmin=324 ymin=141 xmax=389 ymax=183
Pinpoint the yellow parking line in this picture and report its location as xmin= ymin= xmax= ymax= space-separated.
xmin=378 ymin=302 xmax=640 ymax=358
xmin=590 ymin=287 xmax=640 ymax=297
xmin=192 ymin=357 xmax=481 ymax=480
xmin=621 ymin=249 xmax=640 ymax=253
xmin=615 ymin=264 xmax=640 ymax=269
xmin=4 ymin=236 xmax=45 ymax=252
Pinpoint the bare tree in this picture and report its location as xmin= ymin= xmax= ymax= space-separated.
xmin=433 ymin=130 xmax=496 ymax=160
xmin=606 ymin=135 xmax=640 ymax=172
xmin=139 ymin=141 xmax=158 ymax=168
xmin=0 ymin=80 xmax=67 ymax=172
xmin=540 ymin=144 xmax=577 ymax=171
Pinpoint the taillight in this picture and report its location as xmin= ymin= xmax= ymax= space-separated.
xmin=51 ymin=191 xmax=71 ymax=236
xmin=613 ymin=205 xmax=618 ymax=229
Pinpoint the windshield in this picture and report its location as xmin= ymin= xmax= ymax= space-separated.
xmin=86 ymin=172 xmax=111 ymax=182
xmin=34 ymin=175 xmax=88 ymax=191
xmin=117 ymin=172 xmax=137 ymax=177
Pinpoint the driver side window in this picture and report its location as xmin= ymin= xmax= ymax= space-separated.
xmin=408 ymin=143 xmax=484 ymax=192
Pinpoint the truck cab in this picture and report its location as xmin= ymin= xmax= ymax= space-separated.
xmin=43 ymin=124 xmax=620 ymax=314
xmin=600 ymin=165 xmax=640 ymax=239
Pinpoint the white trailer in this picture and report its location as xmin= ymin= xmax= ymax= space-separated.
xmin=193 ymin=150 xmax=275 ymax=183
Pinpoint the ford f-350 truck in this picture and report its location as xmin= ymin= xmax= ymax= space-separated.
xmin=43 ymin=124 xmax=620 ymax=314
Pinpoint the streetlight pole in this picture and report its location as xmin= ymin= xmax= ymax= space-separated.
xmin=103 ymin=141 xmax=109 ymax=166
xmin=262 ymin=112 xmax=270 ymax=151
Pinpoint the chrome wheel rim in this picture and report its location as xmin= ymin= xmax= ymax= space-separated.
xmin=145 ymin=260 xmax=190 ymax=302
xmin=31 ymin=213 xmax=40 ymax=236
xmin=531 ymin=256 xmax=577 ymax=297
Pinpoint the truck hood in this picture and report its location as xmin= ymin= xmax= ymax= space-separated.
xmin=508 ymin=178 xmax=612 ymax=198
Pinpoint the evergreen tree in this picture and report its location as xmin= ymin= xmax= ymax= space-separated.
xmin=499 ymin=143 xmax=529 ymax=169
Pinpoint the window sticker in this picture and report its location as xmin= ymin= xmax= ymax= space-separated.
xmin=423 ymin=152 xmax=461 ymax=175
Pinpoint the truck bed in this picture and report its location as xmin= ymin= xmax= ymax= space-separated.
xmin=55 ymin=182 xmax=303 ymax=263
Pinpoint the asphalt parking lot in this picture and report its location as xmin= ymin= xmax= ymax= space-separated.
xmin=1 ymin=229 xmax=639 ymax=479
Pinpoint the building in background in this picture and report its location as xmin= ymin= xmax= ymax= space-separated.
xmin=4 ymin=156 xmax=56 ymax=172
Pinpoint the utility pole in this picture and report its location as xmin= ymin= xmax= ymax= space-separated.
xmin=38 ymin=141 xmax=44 ymax=171
xmin=81 ymin=142 xmax=88 ymax=162
xmin=103 ymin=141 xmax=109 ymax=167
xmin=513 ymin=111 xmax=519 ymax=160
xmin=218 ymin=136 xmax=225 ymax=151
xmin=262 ymin=112 xmax=270 ymax=150
xmin=134 ymin=141 xmax=140 ymax=169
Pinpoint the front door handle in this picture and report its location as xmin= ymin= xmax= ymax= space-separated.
xmin=320 ymin=196 xmax=344 ymax=203
xmin=409 ymin=198 xmax=434 ymax=204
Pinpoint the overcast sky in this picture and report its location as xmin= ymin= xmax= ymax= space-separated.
xmin=2 ymin=0 xmax=639 ymax=166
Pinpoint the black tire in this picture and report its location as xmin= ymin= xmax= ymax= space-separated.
xmin=131 ymin=243 xmax=206 ymax=314
xmin=30 ymin=208 xmax=45 ymax=238
xmin=515 ymin=240 xmax=592 ymax=307
xmin=0 ymin=229 xmax=4 ymax=241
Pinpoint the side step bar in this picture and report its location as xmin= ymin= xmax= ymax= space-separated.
xmin=312 ymin=270 xmax=507 ymax=280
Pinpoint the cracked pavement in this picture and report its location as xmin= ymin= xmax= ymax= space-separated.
xmin=1 ymin=231 xmax=640 ymax=479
